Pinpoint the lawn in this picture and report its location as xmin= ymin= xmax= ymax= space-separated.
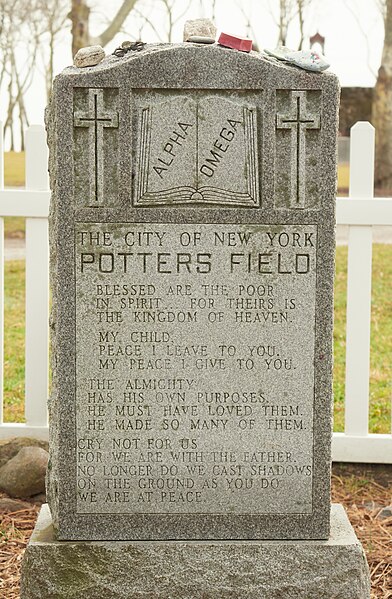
xmin=337 ymin=162 xmax=349 ymax=195
xmin=334 ymin=245 xmax=392 ymax=433
xmin=3 ymin=246 xmax=391 ymax=432
xmin=4 ymin=261 xmax=26 ymax=422
xmin=4 ymin=151 xmax=25 ymax=187
xmin=4 ymin=151 xmax=27 ymax=238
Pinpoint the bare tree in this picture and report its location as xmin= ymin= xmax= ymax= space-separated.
xmin=278 ymin=0 xmax=295 ymax=45
xmin=372 ymin=0 xmax=392 ymax=191
xmin=69 ymin=0 xmax=142 ymax=56
xmin=133 ymin=0 xmax=192 ymax=43
xmin=37 ymin=0 xmax=69 ymax=100
xmin=340 ymin=0 xmax=392 ymax=190
xmin=211 ymin=0 xmax=217 ymax=20
xmin=343 ymin=0 xmax=378 ymax=78
xmin=267 ymin=0 xmax=312 ymax=49
xmin=297 ymin=0 xmax=310 ymax=49
xmin=160 ymin=0 xmax=192 ymax=41
xmin=0 ymin=0 xmax=43 ymax=149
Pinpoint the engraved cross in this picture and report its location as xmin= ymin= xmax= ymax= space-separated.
xmin=74 ymin=88 xmax=119 ymax=204
xmin=276 ymin=91 xmax=320 ymax=208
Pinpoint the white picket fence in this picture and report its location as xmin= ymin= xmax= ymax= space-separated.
xmin=0 ymin=121 xmax=391 ymax=464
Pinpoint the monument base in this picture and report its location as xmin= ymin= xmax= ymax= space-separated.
xmin=21 ymin=504 xmax=370 ymax=599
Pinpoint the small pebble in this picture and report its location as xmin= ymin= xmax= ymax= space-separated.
xmin=74 ymin=45 xmax=105 ymax=68
xmin=218 ymin=32 xmax=252 ymax=53
xmin=264 ymin=46 xmax=292 ymax=61
xmin=183 ymin=18 xmax=216 ymax=42
xmin=377 ymin=506 xmax=392 ymax=520
xmin=187 ymin=36 xmax=215 ymax=44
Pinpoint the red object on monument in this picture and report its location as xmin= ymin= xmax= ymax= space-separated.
xmin=218 ymin=32 xmax=252 ymax=52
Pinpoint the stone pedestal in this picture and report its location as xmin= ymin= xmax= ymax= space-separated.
xmin=21 ymin=504 xmax=370 ymax=599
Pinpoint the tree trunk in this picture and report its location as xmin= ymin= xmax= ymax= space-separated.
xmin=5 ymin=73 xmax=16 ymax=151
xmin=47 ymin=28 xmax=55 ymax=101
xmin=93 ymin=0 xmax=139 ymax=47
xmin=279 ymin=0 xmax=286 ymax=45
xmin=297 ymin=0 xmax=305 ymax=50
xmin=69 ymin=0 xmax=140 ymax=56
xmin=69 ymin=0 xmax=90 ymax=56
xmin=373 ymin=0 xmax=392 ymax=192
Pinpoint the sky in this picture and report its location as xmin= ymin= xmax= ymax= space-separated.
xmin=4 ymin=0 xmax=387 ymax=130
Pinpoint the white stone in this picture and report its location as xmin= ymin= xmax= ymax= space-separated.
xmin=74 ymin=45 xmax=105 ymax=68
xmin=183 ymin=18 xmax=216 ymax=42
xmin=264 ymin=46 xmax=292 ymax=61
xmin=287 ymin=49 xmax=330 ymax=72
xmin=187 ymin=35 xmax=215 ymax=44
xmin=265 ymin=47 xmax=330 ymax=72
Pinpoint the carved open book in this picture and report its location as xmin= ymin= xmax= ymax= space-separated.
xmin=134 ymin=95 xmax=259 ymax=207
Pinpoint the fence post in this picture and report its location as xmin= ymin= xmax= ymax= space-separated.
xmin=24 ymin=125 xmax=49 ymax=427
xmin=344 ymin=122 xmax=375 ymax=436
xmin=0 ymin=123 xmax=4 ymax=425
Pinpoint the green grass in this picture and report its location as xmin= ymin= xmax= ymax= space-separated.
xmin=338 ymin=162 xmax=349 ymax=195
xmin=334 ymin=244 xmax=391 ymax=433
xmin=333 ymin=245 xmax=348 ymax=431
xmin=4 ymin=260 xmax=25 ymax=422
xmin=4 ymin=151 xmax=25 ymax=187
xmin=4 ymin=217 xmax=26 ymax=238
xmin=2 ymin=247 xmax=391 ymax=432
xmin=368 ymin=245 xmax=392 ymax=432
xmin=4 ymin=152 xmax=26 ymax=238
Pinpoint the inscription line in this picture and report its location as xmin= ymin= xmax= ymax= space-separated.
xmin=94 ymin=94 xmax=98 ymax=202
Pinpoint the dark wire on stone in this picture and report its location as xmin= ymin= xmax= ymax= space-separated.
xmin=113 ymin=41 xmax=146 ymax=57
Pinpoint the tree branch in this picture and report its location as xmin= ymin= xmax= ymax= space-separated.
xmin=342 ymin=0 xmax=378 ymax=78
xmin=235 ymin=0 xmax=260 ymax=47
xmin=134 ymin=7 xmax=164 ymax=41
xmin=92 ymin=0 xmax=140 ymax=47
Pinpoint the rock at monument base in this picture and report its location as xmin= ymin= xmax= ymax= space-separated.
xmin=21 ymin=504 xmax=370 ymax=599
xmin=0 ymin=447 xmax=48 ymax=498
xmin=0 ymin=437 xmax=48 ymax=469
xmin=0 ymin=496 xmax=32 ymax=513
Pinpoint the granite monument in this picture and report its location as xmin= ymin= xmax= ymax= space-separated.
xmin=21 ymin=41 xmax=370 ymax=598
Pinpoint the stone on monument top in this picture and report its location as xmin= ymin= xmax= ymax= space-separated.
xmin=73 ymin=45 xmax=105 ymax=68
xmin=183 ymin=18 xmax=217 ymax=42
xmin=264 ymin=47 xmax=330 ymax=72
xmin=218 ymin=32 xmax=253 ymax=52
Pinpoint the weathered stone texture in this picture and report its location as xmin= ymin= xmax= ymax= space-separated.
xmin=47 ymin=43 xmax=339 ymax=541
xmin=21 ymin=504 xmax=370 ymax=599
